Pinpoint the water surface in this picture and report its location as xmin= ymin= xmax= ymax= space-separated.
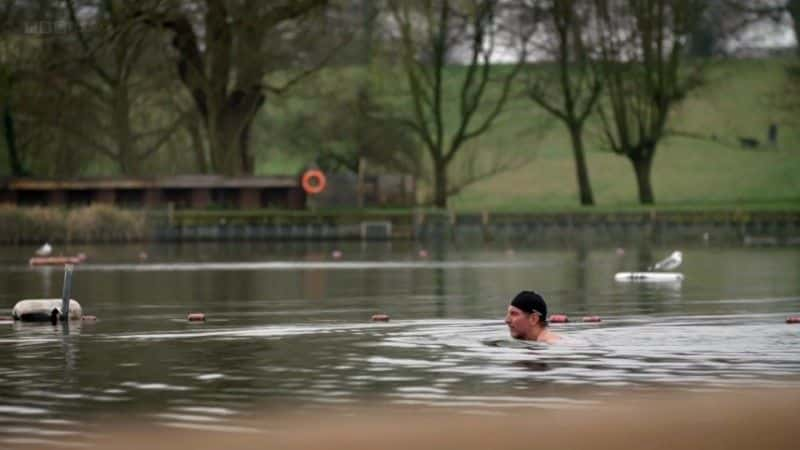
xmin=1 ymin=242 xmax=799 ymax=447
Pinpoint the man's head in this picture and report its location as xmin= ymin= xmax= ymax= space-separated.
xmin=505 ymin=290 xmax=548 ymax=340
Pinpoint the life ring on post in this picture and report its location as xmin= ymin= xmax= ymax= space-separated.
xmin=301 ymin=169 xmax=327 ymax=195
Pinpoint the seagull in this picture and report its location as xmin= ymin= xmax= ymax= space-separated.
xmin=649 ymin=250 xmax=682 ymax=271
xmin=35 ymin=242 xmax=52 ymax=256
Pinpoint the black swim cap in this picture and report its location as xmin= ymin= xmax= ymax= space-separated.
xmin=510 ymin=291 xmax=547 ymax=318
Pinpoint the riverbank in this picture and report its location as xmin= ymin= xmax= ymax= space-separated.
xmin=0 ymin=205 xmax=800 ymax=245
xmin=83 ymin=387 xmax=800 ymax=450
xmin=2 ymin=205 xmax=799 ymax=245
xmin=164 ymin=208 xmax=800 ymax=246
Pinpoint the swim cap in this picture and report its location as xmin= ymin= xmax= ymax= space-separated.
xmin=510 ymin=291 xmax=547 ymax=317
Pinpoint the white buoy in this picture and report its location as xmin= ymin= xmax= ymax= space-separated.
xmin=12 ymin=299 xmax=83 ymax=322
xmin=614 ymin=272 xmax=684 ymax=282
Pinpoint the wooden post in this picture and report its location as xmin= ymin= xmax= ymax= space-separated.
xmin=357 ymin=157 xmax=366 ymax=208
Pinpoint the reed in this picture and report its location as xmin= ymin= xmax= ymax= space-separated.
xmin=67 ymin=205 xmax=149 ymax=242
xmin=0 ymin=205 xmax=149 ymax=243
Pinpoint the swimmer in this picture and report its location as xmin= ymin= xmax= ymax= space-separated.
xmin=505 ymin=290 xmax=560 ymax=344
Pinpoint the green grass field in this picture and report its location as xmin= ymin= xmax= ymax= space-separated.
xmin=257 ymin=57 xmax=800 ymax=212
xmin=3 ymin=58 xmax=797 ymax=212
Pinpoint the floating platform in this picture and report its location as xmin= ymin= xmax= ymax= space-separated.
xmin=29 ymin=256 xmax=84 ymax=266
xmin=614 ymin=272 xmax=684 ymax=282
xmin=12 ymin=298 xmax=83 ymax=322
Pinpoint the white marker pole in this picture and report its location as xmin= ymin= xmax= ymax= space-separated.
xmin=61 ymin=264 xmax=74 ymax=323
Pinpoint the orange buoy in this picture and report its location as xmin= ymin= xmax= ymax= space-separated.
xmin=371 ymin=314 xmax=390 ymax=322
xmin=301 ymin=169 xmax=327 ymax=195
xmin=786 ymin=316 xmax=800 ymax=324
xmin=582 ymin=315 xmax=602 ymax=323
xmin=549 ymin=314 xmax=569 ymax=323
xmin=187 ymin=312 xmax=206 ymax=322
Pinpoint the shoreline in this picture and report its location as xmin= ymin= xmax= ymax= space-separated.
xmin=2 ymin=206 xmax=799 ymax=245
xmin=84 ymin=387 xmax=800 ymax=450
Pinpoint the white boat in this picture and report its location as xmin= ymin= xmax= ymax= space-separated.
xmin=614 ymin=272 xmax=684 ymax=282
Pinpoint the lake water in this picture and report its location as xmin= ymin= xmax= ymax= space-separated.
xmin=1 ymin=242 xmax=799 ymax=447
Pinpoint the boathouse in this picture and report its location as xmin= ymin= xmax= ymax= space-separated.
xmin=0 ymin=176 xmax=306 ymax=209
xmin=0 ymin=174 xmax=416 ymax=209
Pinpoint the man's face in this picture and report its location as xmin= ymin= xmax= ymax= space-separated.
xmin=505 ymin=305 xmax=535 ymax=339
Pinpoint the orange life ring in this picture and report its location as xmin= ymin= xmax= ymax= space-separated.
xmin=301 ymin=170 xmax=327 ymax=195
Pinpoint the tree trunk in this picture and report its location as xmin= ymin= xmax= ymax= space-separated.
xmin=357 ymin=156 xmax=366 ymax=208
xmin=206 ymin=92 xmax=263 ymax=175
xmin=433 ymin=159 xmax=448 ymax=208
xmin=631 ymin=156 xmax=655 ymax=205
xmin=3 ymin=101 xmax=26 ymax=176
xmin=239 ymin=112 xmax=257 ymax=174
xmin=113 ymin=83 xmax=137 ymax=174
xmin=568 ymin=125 xmax=594 ymax=206
xmin=789 ymin=0 xmax=800 ymax=57
xmin=187 ymin=117 xmax=208 ymax=173
xmin=208 ymin=118 xmax=245 ymax=175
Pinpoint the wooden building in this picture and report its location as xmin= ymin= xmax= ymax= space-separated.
xmin=0 ymin=176 xmax=306 ymax=209
xmin=0 ymin=174 xmax=417 ymax=210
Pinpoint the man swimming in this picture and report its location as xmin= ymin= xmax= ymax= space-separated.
xmin=504 ymin=290 xmax=560 ymax=343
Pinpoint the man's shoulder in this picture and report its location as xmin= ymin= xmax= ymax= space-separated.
xmin=538 ymin=330 xmax=561 ymax=344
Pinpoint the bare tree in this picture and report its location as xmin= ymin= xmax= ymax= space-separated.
xmin=135 ymin=0 xmax=341 ymax=175
xmin=388 ymin=0 xmax=528 ymax=208
xmin=7 ymin=48 xmax=95 ymax=177
xmin=52 ymin=0 xmax=189 ymax=175
xmin=791 ymin=0 xmax=800 ymax=53
xmin=0 ymin=52 xmax=27 ymax=176
xmin=276 ymin=85 xmax=423 ymax=176
xmin=594 ymin=0 xmax=704 ymax=204
xmin=1 ymin=0 xmax=94 ymax=177
xmin=523 ymin=0 xmax=601 ymax=205
xmin=0 ymin=0 xmax=39 ymax=176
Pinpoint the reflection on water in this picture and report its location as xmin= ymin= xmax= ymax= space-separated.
xmin=0 ymin=242 xmax=799 ymax=447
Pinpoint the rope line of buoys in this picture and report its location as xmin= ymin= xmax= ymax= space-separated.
xmin=301 ymin=169 xmax=327 ymax=195
xmin=549 ymin=314 xmax=569 ymax=323
xmin=187 ymin=312 xmax=206 ymax=322
xmin=548 ymin=314 xmax=603 ymax=323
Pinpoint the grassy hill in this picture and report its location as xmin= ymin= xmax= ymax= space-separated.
xmin=257 ymin=57 xmax=800 ymax=211
xmin=4 ymin=58 xmax=796 ymax=212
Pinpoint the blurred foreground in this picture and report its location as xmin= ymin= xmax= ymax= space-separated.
xmin=89 ymin=388 xmax=797 ymax=450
